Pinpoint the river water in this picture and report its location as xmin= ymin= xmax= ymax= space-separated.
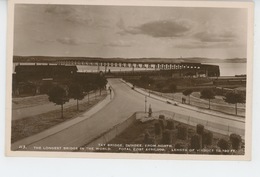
xmin=213 ymin=63 xmax=246 ymax=76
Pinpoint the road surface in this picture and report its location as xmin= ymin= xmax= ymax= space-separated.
xmin=66 ymin=78 xmax=245 ymax=146
xmin=144 ymin=89 xmax=245 ymax=116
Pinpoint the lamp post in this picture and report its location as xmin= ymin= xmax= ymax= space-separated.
xmin=148 ymin=84 xmax=151 ymax=97
xmin=109 ymin=86 xmax=112 ymax=100
xmin=145 ymin=96 xmax=147 ymax=113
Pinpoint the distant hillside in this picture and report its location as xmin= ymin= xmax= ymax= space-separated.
xmin=126 ymin=57 xmax=246 ymax=63
xmin=13 ymin=56 xmax=246 ymax=64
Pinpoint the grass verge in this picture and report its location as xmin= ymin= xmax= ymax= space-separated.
xmin=11 ymin=93 xmax=107 ymax=143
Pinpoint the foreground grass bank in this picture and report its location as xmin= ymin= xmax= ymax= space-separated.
xmin=11 ymin=92 xmax=107 ymax=143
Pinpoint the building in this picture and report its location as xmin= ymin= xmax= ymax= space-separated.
xmin=14 ymin=64 xmax=78 ymax=82
xmin=13 ymin=65 xmax=78 ymax=96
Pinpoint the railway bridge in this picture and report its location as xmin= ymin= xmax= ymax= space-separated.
xmin=57 ymin=59 xmax=220 ymax=77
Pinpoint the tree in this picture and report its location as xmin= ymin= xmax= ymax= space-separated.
xmin=224 ymin=91 xmax=245 ymax=115
xmin=81 ymin=82 xmax=93 ymax=103
xmin=48 ymin=85 xmax=69 ymax=118
xmin=69 ymin=83 xmax=85 ymax=111
xmin=183 ymin=89 xmax=193 ymax=104
xmin=200 ymin=88 xmax=215 ymax=109
xmin=95 ymin=76 xmax=107 ymax=95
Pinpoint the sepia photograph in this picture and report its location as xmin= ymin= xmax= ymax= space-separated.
xmin=5 ymin=0 xmax=254 ymax=160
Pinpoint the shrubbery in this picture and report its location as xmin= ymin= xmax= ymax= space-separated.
xmin=154 ymin=122 xmax=162 ymax=136
xmin=190 ymin=134 xmax=202 ymax=150
xmin=159 ymin=115 xmax=165 ymax=120
xmin=230 ymin=133 xmax=242 ymax=150
xmin=202 ymin=131 xmax=213 ymax=146
xmin=217 ymin=139 xmax=230 ymax=150
xmin=196 ymin=124 xmax=204 ymax=135
xmin=166 ymin=119 xmax=174 ymax=130
xmin=161 ymin=130 xmax=172 ymax=144
xmin=143 ymin=131 xmax=154 ymax=144
xmin=174 ymin=143 xmax=187 ymax=154
xmin=158 ymin=115 xmax=167 ymax=130
xmin=177 ymin=125 xmax=188 ymax=140
xmin=40 ymin=83 xmax=53 ymax=94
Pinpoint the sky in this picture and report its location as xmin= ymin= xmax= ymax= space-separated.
xmin=13 ymin=4 xmax=248 ymax=59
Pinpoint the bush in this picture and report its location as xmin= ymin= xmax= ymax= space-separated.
xmin=169 ymin=83 xmax=177 ymax=92
xmin=161 ymin=130 xmax=172 ymax=144
xmin=190 ymin=134 xmax=202 ymax=150
xmin=159 ymin=115 xmax=165 ymax=120
xmin=177 ymin=125 xmax=188 ymax=140
xmin=156 ymin=83 xmax=164 ymax=91
xmin=209 ymin=146 xmax=222 ymax=155
xmin=175 ymin=143 xmax=184 ymax=149
xmin=196 ymin=124 xmax=204 ymax=135
xmin=217 ymin=139 xmax=230 ymax=150
xmin=174 ymin=143 xmax=187 ymax=154
xmin=166 ymin=119 xmax=174 ymax=130
xmin=229 ymin=134 xmax=242 ymax=150
xmin=158 ymin=119 xmax=166 ymax=130
xmin=154 ymin=122 xmax=162 ymax=136
xmin=40 ymin=83 xmax=53 ymax=94
xmin=202 ymin=131 xmax=213 ymax=146
xmin=143 ymin=131 xmax=154 ymax=144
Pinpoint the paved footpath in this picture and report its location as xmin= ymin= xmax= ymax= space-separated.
xmin=123 ymin=80 xmax=245 ymax=123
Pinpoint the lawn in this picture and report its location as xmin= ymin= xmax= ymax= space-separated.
xmin=11 ymin=93 xmax=107 ymax=143
xmin=12 ymin=95 xmax=49 ymax=110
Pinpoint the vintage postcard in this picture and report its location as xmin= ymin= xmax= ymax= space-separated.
xmin=5 ymin=0 xmax=254 ymax=160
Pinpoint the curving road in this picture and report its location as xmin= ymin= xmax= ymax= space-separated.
xmin=67 ymin=78 xmax=245 ymax=146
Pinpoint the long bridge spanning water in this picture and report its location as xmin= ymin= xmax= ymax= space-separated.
xmin=57 ymin=59 xmax=220 ymax=77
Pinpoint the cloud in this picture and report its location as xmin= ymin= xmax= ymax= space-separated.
xmin=65 ymin=14 xmax=92 ymax=24
xmin=117 ymin=18 xmax=125 ymax=30
xmin=36 ymin=36 xmax=97 ymax=46
xmin=175 ymin=41 xmax=241 ymax=49
xmin=56 ymin=37 xmax=82 ymax=45
xmin=103 ymin=40 xmax=134 ymax=48
xmin=44 ymin=5 xmax=110 ymax=28
xmin=120 ymin=19 xmax=193 ymax=38
xmin=45 ymin=6 xmax=73 ymax=15
xmin=193 ymin=30 xmax=237 ymax=43
xmin=35 ymin=38 xmax=55 ymax=44
xmin=45 ymin=6 xmax=91 ymax=24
